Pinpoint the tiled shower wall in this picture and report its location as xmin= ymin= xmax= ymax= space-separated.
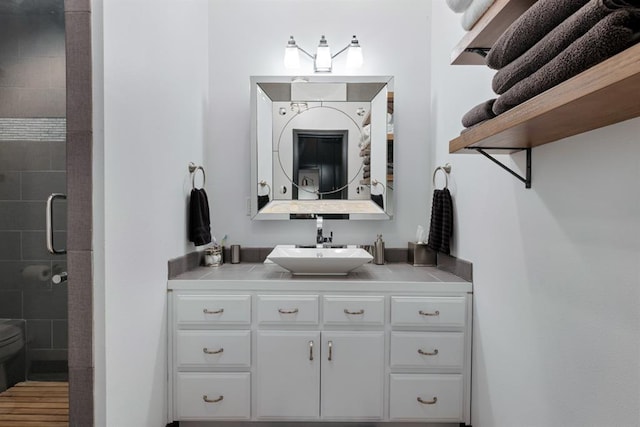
xmin=0 ymin=10 xmax=67 ymax=379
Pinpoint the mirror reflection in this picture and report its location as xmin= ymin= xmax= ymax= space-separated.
xmin=251 ymin=76 xmax=394 ymax=220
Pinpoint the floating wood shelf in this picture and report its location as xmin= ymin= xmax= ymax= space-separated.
xmin=449 ymin=43 xmax=640 ymax=154
xmin=451 ymin=0 xmax=536 ymax=65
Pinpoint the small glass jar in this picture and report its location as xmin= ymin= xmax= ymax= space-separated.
xmin=203 ymin=246 xmax=222 ymax=267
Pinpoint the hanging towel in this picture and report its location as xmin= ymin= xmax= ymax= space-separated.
xmin=493 ymin=10 xmax=640 ymax=115
xmin=447 ymin=0 xmax=473 ymax=13
xmin=493 ymin=0 xmax=640 ymax=94
xmin=257 ymin=194 xmax=270 ymax=210
xmin=427 ymin=189 xmax=454 ymax=255
xmin=461 ymin=0 xmax=496 ymax=31
xmin=371 ymin=194 xmax=384 ymax=210
xmin=188 ymin=188 xmax=212 ymax=246
xmin=486 ymin=0 xmax=591 ymax=69
xmin=461 ymin=98 xmax=497 ymax=127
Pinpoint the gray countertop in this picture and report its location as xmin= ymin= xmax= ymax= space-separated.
xmin=168 ymin=262 xmax=472 ymax=293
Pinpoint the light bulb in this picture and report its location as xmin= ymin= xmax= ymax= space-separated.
xmin=314 ymin=35 xmax=332 ymax=72
xmin=284 ymin=36 xmax=300 ymax=69
xmin=346 ymin=36 xmax=363 ymax=68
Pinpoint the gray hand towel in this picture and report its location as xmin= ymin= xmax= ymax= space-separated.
xmin=486 ymin=0 xmax=591 ymax=69
xmin=493 ymin=0 xmax=640 ymax=94
xmin=461 ymin=98 xmax=497 ymax=127
xmin=493 ymin=10 xmax=640 ymax=115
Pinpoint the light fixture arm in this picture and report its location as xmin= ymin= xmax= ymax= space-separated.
xmin=331 ymin=44 xmax=350 ymax=59
xmin=297 ymin=46 xmax=315 ymax=60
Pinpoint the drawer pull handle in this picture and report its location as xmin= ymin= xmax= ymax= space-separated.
xmin=417 ymin=396 xmax=437 ymax=405
xmin=203 ymin=347 xmax=224 ymax=355
xmin=203 ymin=395 xmax=224 ymax=403
xmin=418 ymin=310 xmax=440 ymax=317
xmin=344 ymin=309 xmax=365 ymax=315
xmin=309 ymin=340 xmax=314 ymax=361
xmin=203 ymin=308 xmax=224 ymax=314
xmin=418 ymin=348 xmax=439 ymax=356
xmin=278 ymin=308 xmax=299 ymax=314
xmin=328 ymin=340 xmax=333 ymax=361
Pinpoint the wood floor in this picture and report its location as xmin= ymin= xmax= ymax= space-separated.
xmin=0 ymin=382 xmax=68 ymax=426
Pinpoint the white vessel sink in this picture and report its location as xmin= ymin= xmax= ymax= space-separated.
xmin=266 ymin=246 xmax=373 ymax=275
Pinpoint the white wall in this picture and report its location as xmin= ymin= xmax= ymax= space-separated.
xmin=207 ymin=0 xmax=431 ymax=247
xmin=430 ymin=3 xmax=640 ymax=426
xmin=100 ymin=1 xmax=209 ymax=425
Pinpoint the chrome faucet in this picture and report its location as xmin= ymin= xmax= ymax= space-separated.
xmin=316 ymin=216 xmax=333 ymax=248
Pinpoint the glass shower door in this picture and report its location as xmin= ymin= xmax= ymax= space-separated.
xmin=0 ymin=0 xmax=68 ymax=388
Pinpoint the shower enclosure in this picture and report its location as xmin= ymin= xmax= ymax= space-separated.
xmin=0 ymin=0 xmax=68 ymax=387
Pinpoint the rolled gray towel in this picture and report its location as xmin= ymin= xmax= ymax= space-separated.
xmin=486 ymin=0 xmax=591 ymax=69
xmin=461 ymin=99 xmax=496 ymax=127
xmin=446 ymin=0 xmax=473 ymax=13
xmin=493 ymin=0 xmax=640 ymax=94
xmin=493 ymin=10 xmax=640 ymax=115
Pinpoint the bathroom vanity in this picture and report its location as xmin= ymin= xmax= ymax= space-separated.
xmin=167 ymin=263 xmax=472 ymax=426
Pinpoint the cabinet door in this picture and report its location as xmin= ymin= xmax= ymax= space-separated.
xmin=256 ymin=330 xmax=320 ymax=420
xmin=321 ymin=331 xmax=385 ymax=420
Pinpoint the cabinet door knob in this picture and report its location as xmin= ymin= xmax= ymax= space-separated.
xmin=203 ymin=308 xmax=224 ymax=314
xmin=309 ymin=340 xmax=314 ymax=361
xmin=278 ymin=308 xmax=299 ymax=314
xmin=417 ymin=396 xmax=437 ymax=405
xmin=203 ymin=395 xmax=224 ymax=403
xmin=418 ymin=348 xmax=439 ymax=356
xmin=203 ymin=347 xmax=224 ymax=355
xmin=344 ymin=309 xmax=365 ymax=315
xmin=328 ymin=340 xmax=333 ymax=361
xmin=418 ymin=310 xmax=440 ymax=316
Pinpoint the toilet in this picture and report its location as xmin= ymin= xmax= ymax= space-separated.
xmin=0 ymin=322 xmax=25 ymax=392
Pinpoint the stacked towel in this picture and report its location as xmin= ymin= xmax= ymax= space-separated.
xmin=446 ymin=0 xmax=473 ymax=13
xmin=427 ymin=189 xmax=453 ymax=255
xmin=486 ymin=0 xmax=591 ymax=69
xmin=493 ymin=0 xmax=640 ymax=94
xmin=461 ymin=99 xmax=496 ymax=128
xmin=462 ymin=0 xmax=497 ymax=31
xmin=459 ymin=0 xmax=640 ymax=126
xmin=493 ymin=9 xmax=640 ymax=114
xmin=188 ymin=188 xmax=212 ymax=246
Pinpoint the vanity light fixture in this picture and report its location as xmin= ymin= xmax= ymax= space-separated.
xmin=284 ymin=35 xmax=363 ymax=73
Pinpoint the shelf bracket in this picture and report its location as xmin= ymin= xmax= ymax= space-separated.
xmin=464 ymin=47 xmax=490 ymax=58
xmin=473 ymin=147 xmax=532 ymax=189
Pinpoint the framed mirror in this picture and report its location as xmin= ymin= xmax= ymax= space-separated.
xmin=250 ymin=75 xmax=394 ymax=220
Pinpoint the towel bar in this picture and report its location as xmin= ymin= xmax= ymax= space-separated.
xmin=432 ymin=163 xmax=452 ymax=189
xmin=258 ymin=180 xmax=271 ymax=196
xmin=188 ymin=162 xmax=206 ymax=189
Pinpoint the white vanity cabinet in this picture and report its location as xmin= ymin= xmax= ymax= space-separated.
xmin=168 ymin=270 xmax=472 ymax=425
xmin=254 ymin=294 xmax=385 ymax=421
xmin=169 ymin=294 xmax=252 ymax=421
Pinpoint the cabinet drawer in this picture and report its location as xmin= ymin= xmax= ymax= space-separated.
xmin=176 ymin=330 xmax=251 ymax=369
xmin=391 ymin=297 xmax=466 ymax=328
xmin=176 ymin=295 xmax=251 ymax=326
xmin=323 ymin=295 xmax=385 ymax=326
xmin=176 ymin=372 xmax=250 ymax=420
xmin=390 ymin=332 xmax=464 ymax=370
xmin=389 ymin=374 xmax=463 ymax=421
xmin=257 ymin=295 xmax=319 ymax=325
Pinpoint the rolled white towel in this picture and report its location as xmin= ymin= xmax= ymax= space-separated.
xmin=461 ymin=0 xmax=496 ymax=31
xmin=446 ymin=0 xmax=473 ymax=13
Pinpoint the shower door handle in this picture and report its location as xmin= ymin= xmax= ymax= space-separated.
xmin=46 ymin=193 xmax=67 ymax=255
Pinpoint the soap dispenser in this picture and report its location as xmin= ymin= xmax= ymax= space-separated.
xmin=373 ymin=234 xmax=385 ymax=265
